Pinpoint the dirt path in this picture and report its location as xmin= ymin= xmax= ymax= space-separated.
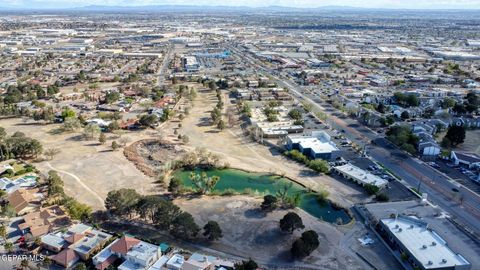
xmin=44 ymin=161 xmax=105 ymax=208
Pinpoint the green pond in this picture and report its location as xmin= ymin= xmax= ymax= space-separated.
xmin=174 ymin=168 xmax=352 ymax=224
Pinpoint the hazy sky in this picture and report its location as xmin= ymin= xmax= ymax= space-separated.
xmin=2 ymin=0 xmax=480 ymax=9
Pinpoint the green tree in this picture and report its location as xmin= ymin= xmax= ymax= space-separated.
xmin=73 ymin=262 xmax=87 ymax=270
xmin=442 ymin=97 xmax=456 ymax=109
xmin=47 ymin=170 xmax=64 ymax=196
xmin=61 ymin=107 xmax=76 ymax=120
xmin=445 ymin=125 xmax=466 ymax=146
xmin=170 ymin=212 xmax=200 ymax=240
xmin=3 ymin=241 xmax=14 ymax=253
xmin=308 ymin=159 xmax=330 ymax=173
xmin=364 ymin=184 xmax=380 ymax=195
xmin=152 ymin=200 xmax=182 ymax=227
xmin=0 ymin=225 xmax=7 ymax=240
xmin=203 ymin=221 xmax=223 ymax=241
xmin=63 ymin=117 xmax=81 ymax=131
xmin=234 ymin=259 xmax=258 ymax=270
xmin=111 ymin=141 xmax=119 ymax=151
xmin=139 ymin=114 xmax=158 ymax=128
xmin=279 ymin=212 xmax=305 ymax=234
xmin=99 ymin=133 xmax=106 ymax=145
xmin=105 ymin=189 xmax=141 ymax=216
xmin=291 ymin=230 xmax=320 ymax=259
xmin=217 ymin=119 xmax=226 ymax=130
xmin=288 ymin=109 xmax=303 ymax=120
xmin=83 ymin=124 xmax=101 ymax=139
xmin=104 ymin=91 xmax=120 ymax=104
xmin=261 ymin=195 xmax=278 ymax=211
xmin=168 ymin=178 xmax=182 ymax=195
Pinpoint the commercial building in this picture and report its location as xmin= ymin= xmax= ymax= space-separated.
xmin=286 ymin=131 xmax=339 ymax=160
xmin=182 ymin=56 xmax=200 ymax=72
xmin=333 ymin=163 xmax=388 ymax=188
xmin=379 ymin=216 xmax=471 ymax=270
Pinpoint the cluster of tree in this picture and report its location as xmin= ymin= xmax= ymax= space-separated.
xmin=0 ymin=128 xmax=43 ymax=161
xmin=442 ymin=125 xmax=466 ymax=147
xmin=278 ymin=212 xmax=320 ymax=259
xmin=176 ymin=85 xmax=197 ymax=102
xmin=139 ymin=114 xmax=158 ymax=128
xmin=104 ymin=91 xmax=121 ymax=104
xmin=105 ymin=189 xmax=222 ymax=241
xmin=174 ymin=148 xmax=224 ymax=170
xmin=451 ymin=92 xmax=479 ymax=115
xmin=210 ymin=89 xmax=226 ymax=130
xmin=237 ymin=102 xmax=252 ymax=118
xmin=263 ymin=104 xmax=279 ymax=122
xmin=46 ymin=171 xmax=92 ymax=220
xmin=385 ymin=125 xmax=419 ymax=155
xmin=393 ymin=92 xmax=419 ymax=108
xmin=1 ymin=83 xmax=59 ymax=105
xmin=291 ymin=230 xmax=320 ymax=259
xmin=288 ymin=109 xmax=304 ymax=125
xmin=283 ymin=150 xmax=330 ymax=173
xmin=260 ymin=184 xmax=302 ymax=211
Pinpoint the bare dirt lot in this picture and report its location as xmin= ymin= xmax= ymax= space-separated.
xmin=0 ymin=118 xmax=156 ymax=209
xmin=175 ymin=195 xmax=368 ymax=270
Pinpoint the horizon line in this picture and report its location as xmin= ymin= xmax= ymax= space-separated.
xmin=1 ymin=4 xmax=480 ymax=11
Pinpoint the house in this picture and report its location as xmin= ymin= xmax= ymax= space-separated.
xmin=7 ymin=188 xmax=42 ymax=215
xmin=165 ymin=254 xmax=184 ymax=270
xmin=42 ymin=223 xmax=113 ymax=261
xmin=17 ymin=205 xmax=70 ymax=238
xmin=93 ymin=235 xmax=161 ymax=270
xmin=0 ymin=175 xmax=37 ymax=193
xmin=286 ymin=131 xmax=339 ymax=160
xmin=51 ymin=249 xmax=80 ymax=269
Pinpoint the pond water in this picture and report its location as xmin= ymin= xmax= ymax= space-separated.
xmin=174 ymin=168 xmax=351 ymax=224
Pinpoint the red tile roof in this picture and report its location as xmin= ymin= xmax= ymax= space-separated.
xmin=51 ymin=249 xmax=79 ymax=267
xmin=110 ymin=236 xmax=140 ymax=255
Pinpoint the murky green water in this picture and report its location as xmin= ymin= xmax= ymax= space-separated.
xmin=174 ymin=168 xmax=351 ymax=224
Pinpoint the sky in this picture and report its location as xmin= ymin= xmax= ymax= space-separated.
xmin=1 ymin=0 xmax=480 ymax=9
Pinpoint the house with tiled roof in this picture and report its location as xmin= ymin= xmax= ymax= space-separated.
xmin=17 ymin=205 xmax=70 ymax=238
xmin=42 ymin=223 xmax=113 ymax=265
xmin=51 ymin=248 xmax=80 ymax=269
xmin=93 ymin=235 xmax=161 ymax=270
xmin=7 ymin=188 xmax=42 ymax=215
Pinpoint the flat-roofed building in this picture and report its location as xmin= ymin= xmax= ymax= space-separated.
xmin=333 ymin=163 xmax=388 ymax=188
xmin=182 ymin=56 xmax=199 ymax=72
xmin=379 ymin=216 xmax=471 ymax=270
xmin=286 ymin=131 xmax=339 ymax=160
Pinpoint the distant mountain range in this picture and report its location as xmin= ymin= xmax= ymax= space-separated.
xmin=0 ymin=4 xmax=478 ymax=12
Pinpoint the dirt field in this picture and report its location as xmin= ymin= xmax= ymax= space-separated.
xmin=178 ymin=89 xmax=368 ymax=207
xmin=175 ymin=195 xmax=367 ymax=270
xmin=0 ymin=118 xmax=157 ymax=210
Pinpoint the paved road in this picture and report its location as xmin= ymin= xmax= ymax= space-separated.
xmin=231 ymin=46 xmax=480 ymax=238
xmin=157 ymin=45 xmax=173 ymax=85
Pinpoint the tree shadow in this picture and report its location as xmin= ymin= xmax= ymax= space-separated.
xmin=244 ymin=208 xmax=266 ymax=219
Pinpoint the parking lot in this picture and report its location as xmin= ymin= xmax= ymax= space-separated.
xmin=430 ymin=159 xmax=480 ymax=194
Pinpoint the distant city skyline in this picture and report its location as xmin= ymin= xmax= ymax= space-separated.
xmin=2 ymin=0 xmax=480 ymax=10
